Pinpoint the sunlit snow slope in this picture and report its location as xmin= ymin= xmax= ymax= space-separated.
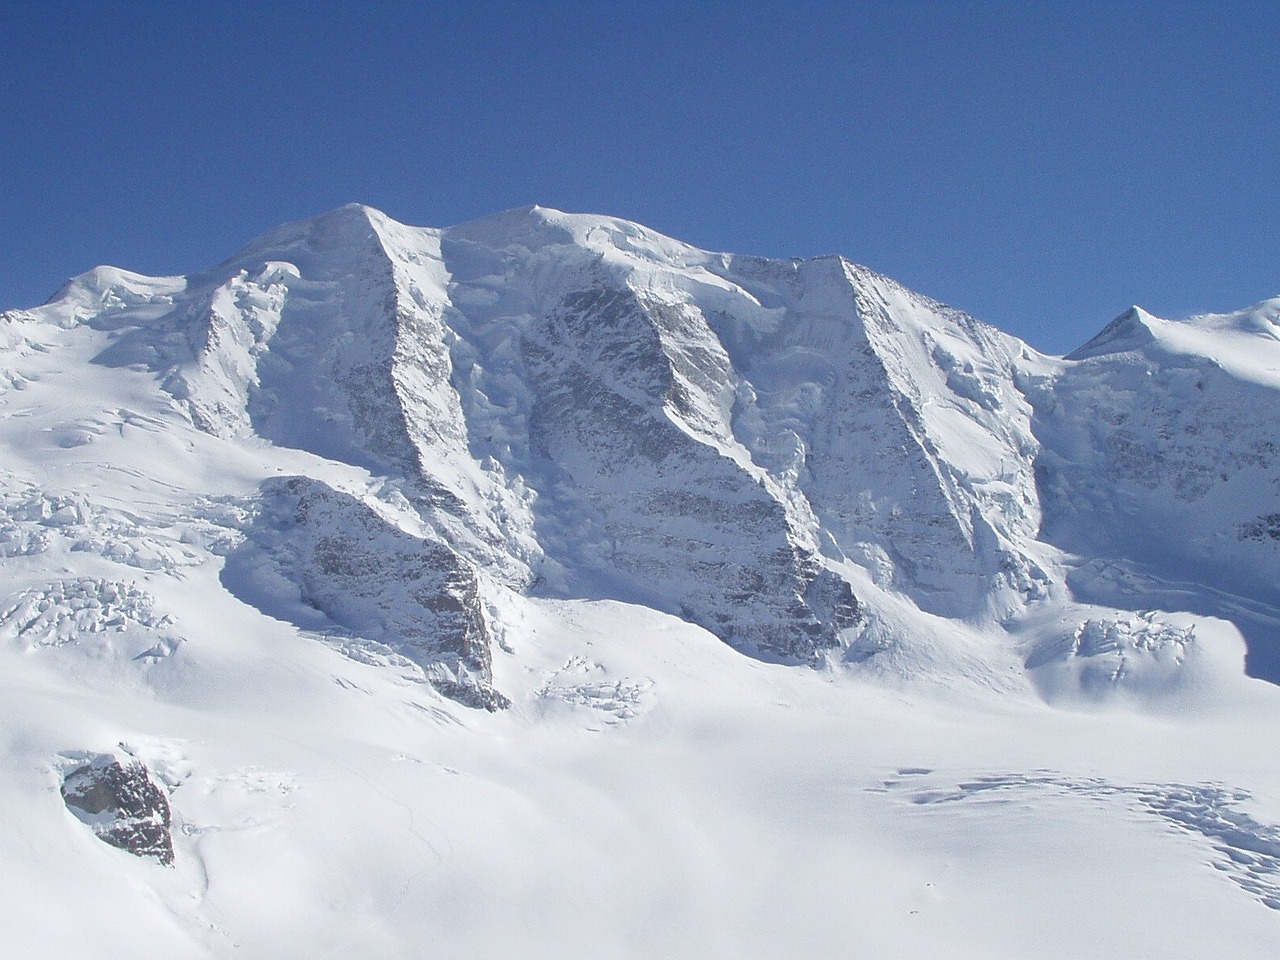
xmin=3 ymin=205 xmax=1280 ymax=959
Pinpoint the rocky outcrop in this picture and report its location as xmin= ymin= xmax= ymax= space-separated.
xmin=520 ymin=282 xmax=862 ymax=661
xmin=61 ymin=754 xmax=173 ymax=865
xmin=227 ymin=476 xmax=507 ymax=710
xmin=23 ymin=204 xmax=1280 ymax=687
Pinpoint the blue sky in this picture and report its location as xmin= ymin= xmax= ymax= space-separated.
xmin=3 ymin=1 xmax=1276 ymax=354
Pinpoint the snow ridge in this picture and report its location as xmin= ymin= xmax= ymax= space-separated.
xmin=7 ymin=205 xmax=1280 ymax=959
xmin=4 ymin=204 xmax=1279 ymax=704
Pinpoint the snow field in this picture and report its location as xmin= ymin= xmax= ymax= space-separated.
xmin=3 ymin=204 xmax=1280 ymax=957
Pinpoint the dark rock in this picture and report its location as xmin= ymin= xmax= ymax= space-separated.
xmin=61 ymin=754 xmax=173 ymax=866
xmin=1240 ymin=514 xmax=1280 ymax=542
xmin=227 ymin=476 xmax=509 ymax=710
xmin=521 ymin=283 xmax=864 ymax=662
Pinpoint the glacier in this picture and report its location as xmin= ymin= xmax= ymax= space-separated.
xmin=2 ymin=204 xmax=1280 ymax=958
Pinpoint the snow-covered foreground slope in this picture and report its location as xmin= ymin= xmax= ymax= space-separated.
xmin=3 ymin=205 xmax=1280 ymax=957
xmin=4 ymin=590 xmax=1280 ymax=958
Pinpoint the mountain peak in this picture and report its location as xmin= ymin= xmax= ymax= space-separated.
xmin=5 ymin=203 xmax=1280 ymax=957
xmin=1066 ymin=305 xmax=1159 ymax=360
xmin=222 ymin=203 xmax=390 ymax=272
xmin=442 ymin=204 xmax=712 ymax=270
xmin=7 ymin=203 xmax=1278 ymax=698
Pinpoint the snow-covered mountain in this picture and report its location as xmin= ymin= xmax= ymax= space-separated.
xmin=4 ymin=205 xmax=1280 ymax=958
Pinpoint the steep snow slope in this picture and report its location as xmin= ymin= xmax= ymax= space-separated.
xmin=2 ymin=205 xmax=1280 ymax=957
xmin=1034 ymin=300 xmax=1280 ymax=679
xmin=7 ymin=204 xmax=1277 ymax=700
xmin=8 ymin=204 xmax=1279 ymax=702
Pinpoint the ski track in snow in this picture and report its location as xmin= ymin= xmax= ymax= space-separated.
xmin=878 ymin=768 xmax=1280 ymax=911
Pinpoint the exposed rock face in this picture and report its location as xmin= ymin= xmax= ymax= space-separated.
xmin=521 ymin=282 xmax=861 ymax=661
xmin=15 ymin=204 xmax=1280 ymax=692
xmin=228 ymin=476 xmax=507 ymax=711
xmin=61 ymin=754 xmax=173 ymax=866
xmin=154 ymin=206 xmax=875 ymax=672
xmin=0 ymin=208 xmax=1129 ymax=680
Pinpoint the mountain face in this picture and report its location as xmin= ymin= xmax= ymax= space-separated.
xmin=8 ymin=205 xmax=1280 ymax=959
xmin=2 ymin=204 xmax=1278 ymax=710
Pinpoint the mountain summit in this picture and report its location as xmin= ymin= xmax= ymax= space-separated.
xmin=5 ymin=206 xmax=1280 ymax=958
xmin=4 ymin=204 xmax=1279 ymax=706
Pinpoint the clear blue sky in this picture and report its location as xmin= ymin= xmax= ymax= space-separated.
xmin=3 ymin=0 xmax=1277 ymax=354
